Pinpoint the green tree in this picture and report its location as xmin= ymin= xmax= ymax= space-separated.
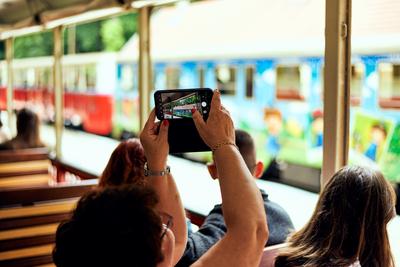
xmin=0 ymin=41 xmax=4 ymax=60
xmin=101 ymin=18 xmax=125 ymax=51
xmin=14 ymin=31 xmax=53 ymax=58
xmin=75 ymin=21 xmax=102 ymax=53
xmin=119 ymin=13 xmax=138 ymax=41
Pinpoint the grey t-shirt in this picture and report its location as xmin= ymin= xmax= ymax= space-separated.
xmin=176 ymin=189 xmax=294 ymax=267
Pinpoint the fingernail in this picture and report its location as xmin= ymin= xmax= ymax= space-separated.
xmin=191 ymin=108 xmax=196 ymax=114
xmin=163 ymin=120 xmax=169 ymax=126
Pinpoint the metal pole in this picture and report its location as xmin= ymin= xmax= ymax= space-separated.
xmin=321 ymin=0 xmax=352 ymax=187
xmin=54 ymin=26 xmax=64 ymax=158
xmin=138 ymin=6 xmax=152 ymax=130
xmin=67 ymin=25 xmax=76 ymax=54
xmin=5 ymin=38 xmax=14 ymax=133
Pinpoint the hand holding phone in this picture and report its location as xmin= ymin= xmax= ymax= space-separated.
xmin=154 ymin=88 xmax=213 ymax=153
xmin=154 ymin=88 xmax=213 ymax=121
xmin=192 ymin=90 xmax=235 ymax=150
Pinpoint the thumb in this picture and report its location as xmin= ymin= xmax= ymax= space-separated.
xmin=192 ymin=109 xmax=206 ymax=136
xmin=158 ymin=120 xmax=169 ymax=141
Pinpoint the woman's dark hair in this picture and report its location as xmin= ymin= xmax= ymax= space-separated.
xmin=5 ymin=108 xmax=44 ymax=149
xmin=275 ymin=166 xmax=396 ymax=267
xmin=53 ymin=185 xmax=164 ymax=267
xmin=99 ymin=138 xmax=146 ymax=187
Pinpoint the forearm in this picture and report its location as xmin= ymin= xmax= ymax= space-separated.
xmin=146 ymin=165 xmax=187 ymax=262
xmin=214 ymin=145 xmax=267 ymax=234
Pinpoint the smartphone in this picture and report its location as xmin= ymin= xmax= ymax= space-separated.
xmin=154 ymin=88 xmax=213 ymax=153
xmin=154 ymin=88 xmax=213 ymax=121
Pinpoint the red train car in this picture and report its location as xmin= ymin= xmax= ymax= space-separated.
xmin=0 ymin=53 xmax=116 ymax=136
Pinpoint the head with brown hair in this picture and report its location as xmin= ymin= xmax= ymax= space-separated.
xmin=53 ymin=185 xmax=164 ymax=267
xmin=275 ymin=166 xmax=396 ymax=267
xmin=10 ymin=108 xmax=44 ymax=149
xmin=99 ymin=138 xmax=146 ymax=187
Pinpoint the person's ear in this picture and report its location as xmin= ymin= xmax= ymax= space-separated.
xmin=253 ymin=161 xmax=264 ymax=179
xmin=207 ymin=162 xmax=219 ymax=180
xmin=157 ymin=229 xmax=175 ymax=267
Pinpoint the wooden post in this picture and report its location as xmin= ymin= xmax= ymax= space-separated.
xmin=138 ymin=6 xmax=152 ymax=130
xmin=322 ymin=0 xmax=352 ymax=187
xmin=5 ymin=38 xmax=14 ymax=133
xmin=53 ymin=26 xmax=64 ymax=159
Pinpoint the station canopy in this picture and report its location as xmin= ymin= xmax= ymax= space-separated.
xmin=0 ymin=0 xmax=180 ymax=39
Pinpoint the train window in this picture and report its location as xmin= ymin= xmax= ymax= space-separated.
xmin=45 ymin=68 xmax=53 ymax=90
xmin=26 ymin=68 xmax=35 ymax=88
xmin=77 ymin=66 xmax=87 ymax=92
xmin=276 ymin=65 xmax=303 ymax=100
xmin=378 ymin=63 xmax=400 ymax=109
xmin=245 ymin=66 xmax=254 ymax=98
xmin=63 ymin=66 xmax=76 ymax=91
xmin=86 ymin=65 xmax=96 ymax=90
xmin=166 ymin=66 xmax=180 ymax=89
xmin=0 ymin=65 xmax=6 ymax=86
xmin=216 ymin=65 xmax=236 ymax=95
xmin=350 ymin=63 xmax=364 ymax=105
xmin=121 ymin=64 xmax=134 ymax=91
xmin=14 ymin=69 xmax=26 ymax=88
xmin=198 ymin=67 xmax=205 ymax=88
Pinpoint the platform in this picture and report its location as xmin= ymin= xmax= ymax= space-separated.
xmin=40 ymin=125 xmax=400 ymax=264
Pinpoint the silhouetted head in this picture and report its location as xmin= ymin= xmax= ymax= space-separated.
xmin=99 ymin=138 xmax=146 ymax=187
xmin=208 ymin=129 xmax=264 ymax=179
xmin=53 ymin=185 xmax=165 ymax=267
xmin=11 ymin=108 xmax=44 ymax=149
xmin=275 ymin=166 xmax=396 ymax=267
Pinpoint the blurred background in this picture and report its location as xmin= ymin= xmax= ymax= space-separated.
xmin=0 ymin=0 xmax=399 ymax=192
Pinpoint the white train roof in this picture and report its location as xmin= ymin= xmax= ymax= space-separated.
xmin=119 ymin=0 xmax=400 ymax=62
xmin=0 ymin=52 xmax=117 ymax=68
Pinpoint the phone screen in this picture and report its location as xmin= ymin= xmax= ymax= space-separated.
xmin=161 ymin=91 xmax=203 ymax=119
xmin=155 ymin=88 xmax=212 ymax=120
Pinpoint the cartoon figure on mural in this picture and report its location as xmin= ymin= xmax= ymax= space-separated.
xmin=264 ymin=108 xmax=283 ymax=156
xmin=364 ymin=123 xmax=387 ymax=161
xmin=311 ymin=109 xmax=323 ymax=147
xmin=261 ymin=108 xmax=283 ymax=180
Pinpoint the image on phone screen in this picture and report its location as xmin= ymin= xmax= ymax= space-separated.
xmin=161 ymin=92 xmax=204 ymax=119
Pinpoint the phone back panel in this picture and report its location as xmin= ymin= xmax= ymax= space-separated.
xmin=168 ymin=119 xmax=210 ymax=153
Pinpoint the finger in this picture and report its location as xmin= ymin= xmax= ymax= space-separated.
xmin=192 ymin=109 xmax=206 ymax=136
xmin=150 ymin=121 xmax=161 ymax=135
xmin=210 ymin=89 xmax=221 ymax=111
xmin=220 ymin=105 xmax=230 ymax=115
xmin=158 ymin=120 xmax=169 ymax=142
xmin=143 ymin=109 xmax=156 ymax=131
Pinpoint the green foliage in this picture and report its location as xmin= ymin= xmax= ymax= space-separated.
xmin=14 ymin=31 xmax=53 ymax=58
xmin=101 ymin=18 xmax=125 ymax=51
xmin=4 ymin=12 xmax=137 ymax=58
xmin=75 ymin=21 xmax=102 ymax=53
xmin=0 ymin=41 xmax=4 ymax=60
xmin=100 ymin=13 xmax=138 ymax=52
xmin=119 ymin=13 xmax=138 ymax=41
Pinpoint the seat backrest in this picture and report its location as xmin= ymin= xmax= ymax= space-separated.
xmin=0 ymin=148 xmax=52 ymax=188
xmin=259 ymin=243 xmax=287 ymax=267
xmin=0 ymin=179 xmax=98 ymax=266
xmin=0 ymin=147 xmax=49 ymax=164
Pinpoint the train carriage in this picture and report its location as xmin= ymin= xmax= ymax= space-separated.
xmin=118 ymin=0 xmax=400 ymax=184
xmin=1 ymin=0 xmax=399 ymax=186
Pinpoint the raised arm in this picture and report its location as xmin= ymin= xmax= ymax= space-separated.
xmin=191 ymin=90 xmax=268 ymax=267
xmin=140 ymin=110 xmax=187 ymax=265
